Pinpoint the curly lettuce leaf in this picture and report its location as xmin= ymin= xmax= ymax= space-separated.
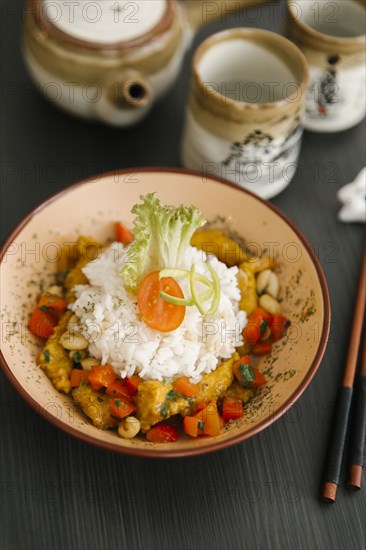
xmin=121 ymin=193 xmax=206 ymax=291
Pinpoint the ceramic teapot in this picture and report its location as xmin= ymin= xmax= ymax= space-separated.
xmin=23 ymin=0 xmax=260 ymax=126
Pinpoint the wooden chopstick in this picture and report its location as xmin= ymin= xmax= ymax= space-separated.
xmin=346 ymin=333 xmax=366 ymax=490
xmin=320 ymin=242 xmax=366 ymax=503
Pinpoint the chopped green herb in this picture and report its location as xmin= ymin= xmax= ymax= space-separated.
xmin=166 ymin=390 xmax=176 ymax=401
xmin=115 ymin=400 xmax=121 ymax=408
xmin=238 ymin=363 xmax=256 ymax=388
xmin=160 ymin=403 xmax=169 ymax=418
xmin=198 ymin=421 xmax=205 ymax=431
xmin=97 ymin=397 xmax=104 ymax=403
xmin=166 ymin=389 xmax=185 ymax=402
xmin=40 ymin=305 xmax=49 ymax=313
xmin=72 ymin=351 xmax=82 ymax=364
xmin=43 ymin=349 xmax=51 ymax=363
xmin=163 ymin=377 xmax=173 ymax=385
xmin=260 ymin=320 xmax=268 ymax=335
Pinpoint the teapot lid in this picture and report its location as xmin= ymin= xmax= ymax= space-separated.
xmin=35 ymin=0 xmax=174 ymax=49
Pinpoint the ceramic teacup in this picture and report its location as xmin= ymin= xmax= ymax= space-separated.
xmin=286 ymin=0 xmax=366 ymax=132
xmin=181 ymin=28 xmax=308 ymax=199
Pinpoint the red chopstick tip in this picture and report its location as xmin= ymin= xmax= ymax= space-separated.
xmin=320 ymin=482 xmax=338 ymax=503
xmin=346 ymin=464 xmax=363 ymax=491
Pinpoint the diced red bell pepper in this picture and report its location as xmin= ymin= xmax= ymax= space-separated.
xmin=70 ymin=369 xmax=90 ymax=387
xmin=125 ymin=375 xmax=143 ymax=394
xmin=29 ymin=306 xmax=57 ymax=339
xmin=271 ymin=315 xmax=290 ymax=342
xmin=233 ymin=356 xmax=265 ymax=389
xmin=243 ymin=308 xmax=273 ymax=345
xmin=89 ymin=364 xmax=116 ymax=391
xmin=250 ymin=368 xmax=266 ymax=388
xmin=116 ymin=222 xmax=134 ymax=244
xmin=109 ymin=398 xmax=136 ymax=419
xmin=252 ymin=342 xmax=272 ymax=356
xmin=106 ymin=379 xmax=135 ymax=400
xmin=146 ymin=424 xmax=179 ymax=443
xmin=222 ymin=397 xmax=244 ymax=423
xmin=38 ymin=294 xmax=68 ymax=319
xmin=233 ymin=355 xmax=251 ymax=384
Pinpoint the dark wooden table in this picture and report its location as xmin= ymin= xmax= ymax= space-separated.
xmin=1 ymin=2 xmax=365 ymax=549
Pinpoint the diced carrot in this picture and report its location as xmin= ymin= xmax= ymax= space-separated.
xmin=70 ymin=369 xmax=90 ymax=387
xmin=146 ymin=424 xmax=179 ymax=443
xmin=250 ymin=368 xmax=266 ymax=388
xmin=271 ymin=315 xmax=290 ymax=342
xmin=183 ymin=416 xmax=204 ymax=438
xmin=252 ymin=342 xmax=272 ymax=356
xmin=89 ymin=364 xmax=116 ymax=391
xmin=194 ymin=402 xmax=221 ymax=436
xmin=125 ymin=375 xmax=143 ymax=393
xmin=116 ymin=222 xmax=134 ymax=244
xmin=109 ymin=398 xmax=136 ymax=419
xmin=233 ymin=355 xmax=251 ymax=384
xmin=29 ymin=306 xmax=57 ymax=339
xmin=38 ymin=294 xmax=68 ymax=319
xmin=173 ymin=377 xmax=199 ymax=397
xmin=222 ymin=397 xmax=243 ymax=423
xmin=106 ymin=379 xmax=135 ymax=399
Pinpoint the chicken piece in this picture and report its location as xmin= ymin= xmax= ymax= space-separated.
xmin=238 ymin=264 xmax=258 ymax=315
xmin=57 ymin=243 xmax=80 ymax=275
xmin=180 ymin=354 xmax=239 ymax=418
xmin=72 ymin=384 xmax=118 ymax=430
xmin=196 ymin=353 xmax=237 ymax=402
xmin=64 ymin=236 xmax=103 ymax=303
xmin=224 ymin=381 xmax=254 ymax=403
xmin=191 ymin=229 xmax=247 ymax=267
xmin=244 ymin=256 xmax=276 ymax=274
xmin=136 ymin=381 xmax=189 ymax=433
xmin=38 ymin=311 xmax=74 ymax=394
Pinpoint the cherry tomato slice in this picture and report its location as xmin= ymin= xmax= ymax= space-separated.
xmin=138 ymin=271 xmax=186 ymax=332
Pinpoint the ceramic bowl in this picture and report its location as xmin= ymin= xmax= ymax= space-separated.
xmin=0 ymin=169 xmax=330 ymax=457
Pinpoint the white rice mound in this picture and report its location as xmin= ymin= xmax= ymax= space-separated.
xmin=71 ymin=243 xmax=246 ymax=382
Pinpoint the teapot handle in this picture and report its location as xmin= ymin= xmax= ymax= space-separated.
xmin=94 ymin=70 xmax=153 ymax=127
xmin=184 ymin=0 xmax=267 ymax=31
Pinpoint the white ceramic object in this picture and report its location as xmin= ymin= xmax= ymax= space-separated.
xmin=337 ymin=167 xmax=366 ymax=223
xmin=181 ymin=29 xmax=308 ymax=199
xmin=23 ymin=0 xmax=263 ymax=126
xmin=286 ymin=0 xmax=366 ymax=133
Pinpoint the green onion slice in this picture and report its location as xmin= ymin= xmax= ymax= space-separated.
xmin=159 ymin=269 xmax=213 ymax=288
xmin=205 ymin=262 xmax=221 ymax=315
xmin=160 ymin=284 xmax=214 ymax=307
xmin=159 ymin=293 xmax=194 ymax=307
xmin=190 ymin=264 xmax=207 ymax=315
xmin=159 ymin=264 xmax=221 ymax=315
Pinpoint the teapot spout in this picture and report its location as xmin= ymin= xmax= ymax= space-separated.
xmin=95 ymin=71 xmax=153 ymax=127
